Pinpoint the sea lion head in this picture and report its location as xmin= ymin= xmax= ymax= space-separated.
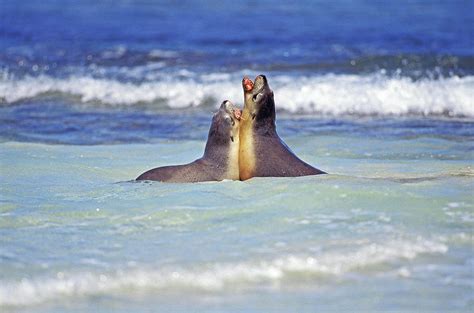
xmin=242 ymin=74 xmax=275 ymax=122
xmin=208 ymin=100 xmax=241 ymax=145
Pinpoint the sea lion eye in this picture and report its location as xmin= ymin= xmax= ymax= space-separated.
xmin=253 ymin=93 xmax=263 ymax=102
xmin=225 ymin=116 xmax=234 ymax=126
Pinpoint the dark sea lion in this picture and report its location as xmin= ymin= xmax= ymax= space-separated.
xmin=136 ymin=100 xmax=241 ymax=182
xmin=239 ymin=75 xmax=325 ymax=180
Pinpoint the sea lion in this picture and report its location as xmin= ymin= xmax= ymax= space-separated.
xmin=239 ymin=75 xmax=325 ymax=180
xmin=136 ymin=100 xmax=241 ymax=182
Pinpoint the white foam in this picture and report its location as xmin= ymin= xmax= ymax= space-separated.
xmin=0 ymin=238 xmax=447 ymax=307
xmin=1 ymin=70 xmax=473 ymax=116
xmin=148 ymin=49 xmax=179 ymax=58
xmin=276 ymin=74 xmax=474 ymax=116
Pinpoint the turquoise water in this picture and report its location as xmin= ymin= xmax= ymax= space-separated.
xmin=1 ymin=123 xmax=473 ymax=312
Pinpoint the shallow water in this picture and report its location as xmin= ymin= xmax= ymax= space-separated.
xmin=1 ymin=0 xmax=474 ymax=312
xmin=1 ymin=119 xmax=473 ymax=312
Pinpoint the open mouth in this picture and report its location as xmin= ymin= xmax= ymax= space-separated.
xmin=233 ymin=108 xmax=242 ymax=121
xmin=222 ymin=100 xmax=242 ymax=122
xmin=243 ymin=75 xmax=267 ymax=95
xmin=243 ymin=77 xmax=254 ymax=92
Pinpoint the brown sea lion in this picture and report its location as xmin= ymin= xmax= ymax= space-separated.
xmin=239 ymin=75 xmax=325 ymax=180
xmin=136 ymin=100 xmax=241 ymax=182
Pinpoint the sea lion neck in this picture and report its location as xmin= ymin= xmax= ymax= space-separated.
xmin=250 ymin=93 xmax=277 ymax=136
xmin=203 ymin=111 xmax=239 ymax=165
xmin=204 ymin=142 xmax=230 ymax=165
xmin=204 ymin=126 xmax=230 ymax=160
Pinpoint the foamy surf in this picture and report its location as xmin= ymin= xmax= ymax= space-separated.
xmin=0 ymin=237 xmax=447 ymax=307
xmin=1 ymin=70 xmax=473 ymax=117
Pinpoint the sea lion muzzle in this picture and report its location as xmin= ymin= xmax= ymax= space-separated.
xmin=243 ymin=77 xmax=254 ymax=92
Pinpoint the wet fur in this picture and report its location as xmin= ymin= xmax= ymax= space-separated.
xmin=239 ymin=75 xmax=325 ymax=180
xmin=137 ymin=103 xmax=239 ymax=182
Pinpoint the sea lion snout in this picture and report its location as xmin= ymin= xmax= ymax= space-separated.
xmin=253 ymin=74 xmax=269 ymax=92
xmin=242 ymin=77 xmax=254 ymax=92
xmin=242 ymin=75 xmax=267 ymax=93
xmin=255 ymin=74 xmax=267 ymax=84
xmin=233 ymin=108 xmax=242 ymax=120
xmin=220 ymin=100 xmax=242 ymax=122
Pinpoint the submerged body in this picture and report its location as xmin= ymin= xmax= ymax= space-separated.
xmin=136 ymin=101 xmax=240 ymax=182
xmin=239 ymin=75 xmax=325 ymax=180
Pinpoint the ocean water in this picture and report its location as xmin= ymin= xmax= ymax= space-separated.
xmin=1 ymin=1 xmax=473 ymax=312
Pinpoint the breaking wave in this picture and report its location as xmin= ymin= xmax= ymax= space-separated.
xmin=1 ymin=70 xmax=473 ymax=117
xmin=0 ymin=238 xmax=447 ymax=307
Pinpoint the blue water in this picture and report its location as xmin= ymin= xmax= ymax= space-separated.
xmin=1 ymin=1 xmax=473 ymax=312
xmin=2 ymin=0 xmax=473 ymax=76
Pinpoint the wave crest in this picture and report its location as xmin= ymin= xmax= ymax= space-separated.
xmin=0 ymin=238 xmax=447 ymax=307
xmin=1 ymin=71 xmax=473 ymax=117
